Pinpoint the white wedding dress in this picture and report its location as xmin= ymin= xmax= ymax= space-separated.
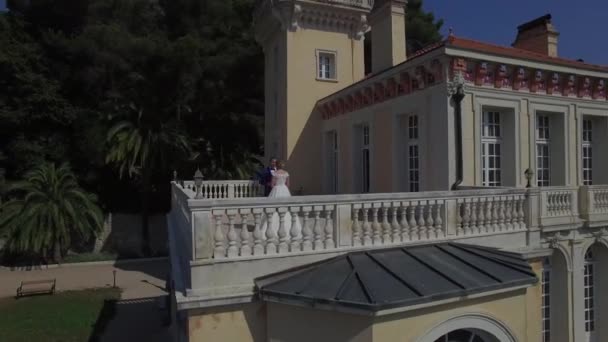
xmin=261 ymin=171 xmax=302 ymax=241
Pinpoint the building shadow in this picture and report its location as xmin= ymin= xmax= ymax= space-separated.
xmin=90 ymin=296 xmax=170 ymax=342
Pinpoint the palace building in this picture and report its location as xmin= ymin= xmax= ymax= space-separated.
xmin=166 ymin=1 xmax=608 ymax=341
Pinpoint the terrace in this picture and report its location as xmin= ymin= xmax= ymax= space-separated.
xmin=167 ymin=179 xmax=608 ymax=309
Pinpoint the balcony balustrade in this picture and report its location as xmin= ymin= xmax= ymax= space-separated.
xmin=167 ymin=180 xmax=608 ymax=304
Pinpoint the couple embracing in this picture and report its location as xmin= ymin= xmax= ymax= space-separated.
xmin=258 ymin=158 xmax=300 ymax=238
xmin=259 ymin=158 xmax=291 ymax=198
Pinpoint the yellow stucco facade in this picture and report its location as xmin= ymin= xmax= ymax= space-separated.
xmin=186 ymin=278 xmax=543 ymax=342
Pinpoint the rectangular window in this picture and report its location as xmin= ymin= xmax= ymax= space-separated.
xmin=408 ymin=115 xmax=420 ymax=192
xmin=482 ymin=111 xmax=502 ymax=187
xmin=536 ymin=115 xmax=551 ymax=187
xmin=542 ymin=260 xmax=551 ymax=342
xmin=584 ymin=251 xmax=596 ymax=336
xmin=362 ymin=124 xmax=370 ymax=193
xmin=583 ymin=119 xmax=593 ymax=185
xmin=317 ymin=51 xmax=336 ymax=80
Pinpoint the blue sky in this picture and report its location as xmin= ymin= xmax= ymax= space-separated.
xmin=0 ymin=0 xmax=5 ymax=12
xmin=423 ymin=0 xmax=607 ymax=65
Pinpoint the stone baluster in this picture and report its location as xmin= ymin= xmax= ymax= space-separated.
xmin=462 ymin=201 xmax=471 ymax=235
xmin=372 ymin=206 xmax=382 ymax=245
xmin=324 ymin=206 xmax=335 ymax=249
xmin=391 ymin=202 xmax=401 ymax=244
xmin=252 ymin=209 xmax=264 ymax=255
xmin=352 ymin=207 xmax=362 ymax=247
xmin=417 ymin=203 xmax=426 ymax=240
xmin=491 ymin=198 xmax=499 ymax=231
xmin=290 ymin=207 xmax=301 ymax=252
xmin=484 ymin=199 xmax=493 ymax=233
xmin=277 ymin=210 xmax=289 ymax=254
xmin=213 ymin=212 xmax=226 ymax=258
xmin=265 ymin=208 xmax=278 ymax=254
xmin=456 ymin=201 xmax=464 ymax=236
xmin=505 ymin=197 xmax=513 ymax=230
xmin=382 ymin=203 xmax=392 ymax=244
xmin=362 ymin=206 xmax=372 ymax=246
xmin=426 ymin=202 xmax=435 ymax=240
xmin=226 ymin=212 xmax=238 ymax=258
xmin=301 ymin=207 xmax=313 ymax=251
xmin=470 ymin=200 xmax=478 ymax=234
xmin=399 ymin=203 xmax=410 ymax=242
xmin=408 ymin=203 xmax=418 ymax=240
xmin=313 ymin=206 xmax=324 ymax=250
xmin=239 ymin=209 xmax=252 ymax=256
xmin=517 ymin=196 xmax=525 ymax=229
xmin=497 ymin=197 xmax=506 ymax=231
xmin=434 ymin=201 xmax=444 ymax=238
xmin=477 ymin=198 xmax=486 ymax=233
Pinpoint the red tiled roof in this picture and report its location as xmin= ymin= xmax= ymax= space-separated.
xmin=446 ymin=35 xmax=608 ymax=73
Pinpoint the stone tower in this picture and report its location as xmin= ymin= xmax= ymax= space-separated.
xmin=254 ymin=0 xmax=373 ymax=194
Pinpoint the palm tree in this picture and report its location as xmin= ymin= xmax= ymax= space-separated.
xmin=0 ymin=162 xmax=103 ymax=262
xmin=106 ymin=105 xmax=190 ymax=256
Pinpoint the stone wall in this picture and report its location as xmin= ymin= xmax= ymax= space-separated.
xmin=94 ymin=213 xmax=168 ymax=257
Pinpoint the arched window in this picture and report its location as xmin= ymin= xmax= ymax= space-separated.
xmin=541 ymin=258 xmax=551 ymax=342
xmin=584 ymin=249 xmax=596 ymax=341
xmin=433 ymin=329 xmax=489 ymax=342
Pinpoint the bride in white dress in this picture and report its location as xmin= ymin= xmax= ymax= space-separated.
xmin=260 ymin=161 xmax=301 ymax=240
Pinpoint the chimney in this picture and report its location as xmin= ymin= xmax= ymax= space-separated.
xmin=512 ymin=14 xmax=559 ymax=57
xmin=369 ymin=0 xmax=407 ymax=73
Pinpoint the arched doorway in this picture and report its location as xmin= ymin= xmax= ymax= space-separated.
xmin=433 ymin=328 xmax=499 ymax=342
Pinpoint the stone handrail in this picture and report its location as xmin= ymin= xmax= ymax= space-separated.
xmin=580 ymin=185 xmax=608 ymax=226
xmin=175 ymin=185 xmax=530 ymax=261
xmin=538 ymin=186 xmax=581 ymax=230
xmin=179 ymin=180 xmax=264 ymax=199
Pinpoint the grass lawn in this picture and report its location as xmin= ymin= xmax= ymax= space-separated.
xmin=0 ymin=288 xmax=121 ymax=342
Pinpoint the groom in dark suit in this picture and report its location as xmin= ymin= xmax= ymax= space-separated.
xmin=259 ymin=157 xmax=277 ymax=196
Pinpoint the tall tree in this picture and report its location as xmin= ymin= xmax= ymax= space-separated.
xmin=0 ymin=163 xmax=103 ymax=262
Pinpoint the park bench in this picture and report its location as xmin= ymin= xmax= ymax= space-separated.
xmin=16 ymin=279 xmax=56 ymax=298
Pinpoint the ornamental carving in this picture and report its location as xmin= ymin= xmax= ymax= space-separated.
xmin=399 ymin=72 xmax=410 ymax=95
xmin=430 ymin=59 xmax=443 ymax=83
xmin=475 ymin=62 xmax=489 ymax=86
xmin=414 ymin=66 xmax=426 ymax=90
xmin=386 ymin=78 xmax=397 ymax=98
xmin=319 ymin=56 xmax=608 ymax=121
xmin=494 ymin=65 xmax=510 ymax=88
xmin=563 ymin=75 xmax=576 ymax=96
xmin=578 ymin=77 xmax=592 ymax=98
xmin=530 ymin=70 xmax=545 ymax=93
xmin=513 ymin=67 xmax=528 ymax=91
xmin=593 ymin=79 xmax=606 ymax=99
xmin=363 ymin=87 xmax=372 ymax=106
xmin=546 ymin=72 xmax=560 ymax=95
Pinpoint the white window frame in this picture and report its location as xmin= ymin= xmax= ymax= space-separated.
xmin=583 ymin=118 xmax=593 ymax=186
xmin=408 ymin=115 xmax=420 ymax=192
xmin=542 ymin=258 xmax=551 ymax=342
xmin=481 ymin=111 xmax=502 ymax=187
xmin=316 ymin=50 xmax=337 ymax=81
xmin=584 ymin=249 xmax=596 ymax=341
xmin=536 ymin=114 xmax=551 ymax=187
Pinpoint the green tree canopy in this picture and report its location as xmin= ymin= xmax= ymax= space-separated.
xmin=0 ymin=163 xmax=103 ymax=261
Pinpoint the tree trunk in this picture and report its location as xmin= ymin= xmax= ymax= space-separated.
xmin=141 ymin=170 xmax=152 ymax=257
xmin=53 ymin=241 xmax=62 ymax=264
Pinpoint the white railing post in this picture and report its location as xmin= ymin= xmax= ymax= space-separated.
xmin=336 ymin=203 xmax=352 ymax=247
